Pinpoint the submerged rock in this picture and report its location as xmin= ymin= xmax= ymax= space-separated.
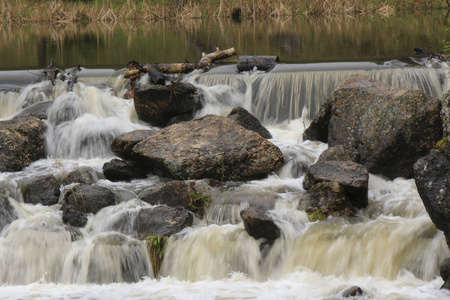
xmin=103 ymin=159 xmax=147 ymax=182
xmin=304 ymin=74 xmax=442 ymax=179
xmin=240 ymin=206 xmax=280 ymax=241
xmin=21 ymin=174 xmax=61 ymax=206
xmin=13 ymin=101 xmax=53 ymax=120
xmin=133 ymin=206 xmax=193 ymax=239
xmin=342 ymin=286 xmax=363 ymax=297
xmin=303 ymin=161 xmax=369 ymax=209
xmin=111 ymin=129 xmax=159 ymax=160
xmin=132 ymin=114 xmax=284 ymax=181
xmin=134 ymin=81 xmax=203 ymax=127
xmin=0 ymin=117 xmax=46 ymax=172
xmin=227 ymin=106 xmax=271 ymax=139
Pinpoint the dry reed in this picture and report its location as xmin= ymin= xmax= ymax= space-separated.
xmin=0 ymin=0 xmax=445 ymax=24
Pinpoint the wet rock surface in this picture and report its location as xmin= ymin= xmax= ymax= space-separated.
xmin=21 ymin=174 xmax=61 ymax=206
xmin=304 ymin=74 xmax=442 ymax=179
xmin=103 ymin=159 xmax=147 ymax=182
xmin=227 ymin=106 xmax=271 ymax=139
xmin=13 ymin=101 xmax=53 ymax=120
xmin=317 ymin=145 xmax=359 ymax=163
xmin=65 ymin=166 xmax=99 ymax=185
xmin=111 ymin=129 xmax=159 ymax=160
xmin=0 ymin=196 xmax=18 ymax=232
xmin=133 ymin=206 xmax=193 ymax=239
xmin=0 ymin=117 xmax=46 ymax=172
xmin=303 ymin=161 xmax=369 ymax=209
xmin=132 ymin=114 xmax=284 ymax=181
xmin=300 ymin=181 xmax=354 ymax=218
xmin=63 ymin=184 xmax=117 ymax=214
xmin=134 ymin=81 xmax=202 ymax=127
xmin=240 ymin=206 xmax=280 ymax=241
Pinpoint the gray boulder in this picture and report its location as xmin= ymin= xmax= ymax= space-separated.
xmin=63 ymin=184 xmax=117 ymax=214
xmin=132 ymin=114 xmax=284 ymax=181
xmin=140 ymin=180 xmax=213 ymax=215
xmin=21 ymin=174 xmax=60 ymax=206
xmin=65 ymin=166 xmax=99 ymax=185
xmin=303 ymin=161 xmax=369 ymax=209
xmin=317 ymin=145 xmax=359 ymax=163
xmin=134 ymin=81 xmax=203 ymax=127
xmin=133 ymin=206 xmax=193 ymax=239
xmin=0 ymin=117 xmax=46 ymax=172
xmin=227 ymin=106 xmax=271 ymax=139
xmin=304 ymin=74 xmax=442 ymax=179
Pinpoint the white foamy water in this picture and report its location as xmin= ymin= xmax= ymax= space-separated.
xmin=0 ymin=64 xmax=449 ymax=299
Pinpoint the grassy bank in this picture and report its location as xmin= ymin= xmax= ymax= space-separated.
xmin=0 ymin=0 xmax=447 ymax=24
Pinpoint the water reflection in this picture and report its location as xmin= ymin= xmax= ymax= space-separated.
xmin=0 ymin=13 xmax=447 ymax=70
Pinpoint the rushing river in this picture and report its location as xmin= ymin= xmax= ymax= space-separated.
xmin=1 ymin=13 xmax=450 ymax=300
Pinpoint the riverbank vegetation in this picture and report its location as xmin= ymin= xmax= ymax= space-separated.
xmin=1 ymin=0 xmax=447 ymax=24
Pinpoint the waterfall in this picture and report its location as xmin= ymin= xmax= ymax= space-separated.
xmin=0 ymin=63 xmax=449 ymax=299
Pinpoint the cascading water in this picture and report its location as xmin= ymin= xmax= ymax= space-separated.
xmin=0 ymin=62 xmax=449 ymax=299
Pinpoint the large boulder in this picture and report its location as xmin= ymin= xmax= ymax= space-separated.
xmin=132 ymin=114 xmax=284 ymax=181
xmin=134 ymin=81 xmax=203 ymax=127
xmin=304 ymin=74 xmax=442 ymax=179
xmin=227 ymin=107 xmax=271 ymax=139
xmin=317 ymin=145 xmax=359 ymax=163
xmin=111 ymin=129 xmax=159 ymax=160
xmin=0 ymin=117 xmax=46 ymax=172
xmin=303 ymin=161 xmax=369 ymax=209
xmin=20 ymin=174 xmax=61 ymax=206
xmin=240 ymin=206 xmax=280 ymax=241
xmin=133 ymin=206 xmax=193 ymax=239
xmin=414 ymin=149 xmax=450 ymax=244
xmin=102 ymin=159 xmax=147 ymax=182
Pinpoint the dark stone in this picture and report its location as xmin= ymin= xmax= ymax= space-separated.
xmin=21 ymin=174 xmax=60 ymax=206
xmin=342 ymin=286 xmax=363 ymax=297
xmin=240 ymin=206 xmax=280 ymax=241
xmin=111 ymin=129 xmax=159 ymax=160
xmin=140 ymin=180 xmax=212 ymax=214
xmin=166 ymin=114 xmax=194 ymax=126
xmin=441 ymin=90 xmax=450 ymax=137
xmin=103 ymin=159 xmax=147 ymax=182
xmin=132 ymin=114 xmax=284 ymax=181
xmin=303 ymin=74 xmax=442 ymax=179
xmin=63 ymin=184 xmax=117 ymax=214
xmin=13 ymin=101 xmax=53 ymax=120
xmin=441 ymin=258 xmax=450 ymax=290
xmin=0 ymin=196 xmax=18 ymax=232
xmin=227 ymin=106 xmax=271 ymax=139
xmin=300 ymin=182 xmax=354 ymax=217
xmin=134 ymin=81 xmax=203 ymax=127
xmin=414 ymin=150 xmax=450 ymax=239
xmin=133 ymin=206 xmax=193 ymax=239
xmin=317 ymin=145 xmax=360 ymax=163
xmin=61 ymin=203 xmax=88 ymax=227
xmin=303 ymin=161 xmax=369 ymax=209
xmin=65 ymin=166 xmax=99 ymax=185
xmin=0 ymin=117 xmax=46 ymax=172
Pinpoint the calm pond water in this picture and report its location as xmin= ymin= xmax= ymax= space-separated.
xmin=0 ymin=12 xmax=448 ymax=70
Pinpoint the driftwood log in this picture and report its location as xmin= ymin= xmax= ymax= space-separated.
xmin=237 ymin=56 xmax=279 ymax=72
xmin=43 ymin=61 xmax=81 ymax=92
xmin=124 ymin=47 xmax=236 ymax=78
xmin=414 ymin=47 xmax=447 ymax=61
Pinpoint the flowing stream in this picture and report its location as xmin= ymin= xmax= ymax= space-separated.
xmin=0 ymin=61 xmax=449 ymax=299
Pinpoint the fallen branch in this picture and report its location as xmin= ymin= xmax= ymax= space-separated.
xmin=124 ymin=47 xmax=236 ymax=78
